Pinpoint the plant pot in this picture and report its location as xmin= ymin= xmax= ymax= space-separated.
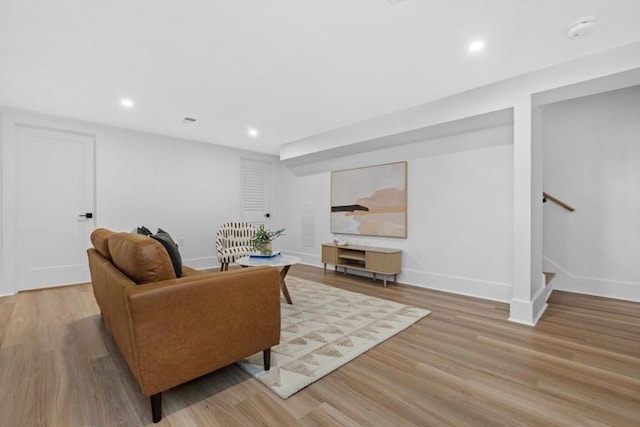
xmin=260 ymin=243 xmax=272 ymax=255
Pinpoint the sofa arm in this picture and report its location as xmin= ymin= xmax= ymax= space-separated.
xmin=124 ymin=266 xmax=281 ymax=396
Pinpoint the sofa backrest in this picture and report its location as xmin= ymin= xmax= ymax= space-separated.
xmin=90 ymin=228 xmax=115 ymax=260
xmin=90 ymin=228 xmax=177 ymax=285
xmin=107 ymin=232 xmax=177 ymax=284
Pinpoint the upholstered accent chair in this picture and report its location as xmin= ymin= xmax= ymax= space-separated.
xmin=216 ymin=222 xmax=256 ymax=271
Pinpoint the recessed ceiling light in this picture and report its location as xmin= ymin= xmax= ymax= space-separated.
xmin=120 ymin=98 xmax=134 ymax=109
xmin=468 ymin=40 xmax=485 ymax=53
xmin=248 ymin=127 xmax=259 ymax=137
xmin=568 ymin=16 xmax=595 ymax=39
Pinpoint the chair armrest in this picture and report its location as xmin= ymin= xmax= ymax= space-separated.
xmin=124 ymin=266 xmax=281 ymax=396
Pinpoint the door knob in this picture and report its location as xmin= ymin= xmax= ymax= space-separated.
xmin=79 ymin=213 xmax=93 ymax=218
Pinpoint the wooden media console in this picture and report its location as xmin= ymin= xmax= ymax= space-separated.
xmin=321 ymin=243 xmax=401 ymax=287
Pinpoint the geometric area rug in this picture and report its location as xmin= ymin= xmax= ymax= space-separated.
xmin=236 ymin=276 xmax=430 ymax=398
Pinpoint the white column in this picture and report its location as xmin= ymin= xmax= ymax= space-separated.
xmin=510 ymin=96 xmax=547 ymax=325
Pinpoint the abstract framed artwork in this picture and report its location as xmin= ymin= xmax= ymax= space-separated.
xmin=331 ymin=161 xmax=407 ymax=238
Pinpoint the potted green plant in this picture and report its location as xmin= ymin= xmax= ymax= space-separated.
xmin=252 ymin=225 xmax=286 ymax=255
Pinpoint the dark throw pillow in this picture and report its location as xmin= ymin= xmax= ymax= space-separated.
xmin=152 ymin=228 xmax=183 ymax=278
xmin=136 ymin=226 xmax=153 ymax=236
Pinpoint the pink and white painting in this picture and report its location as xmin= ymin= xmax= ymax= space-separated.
xmin=331 ymin=162 xmax=407 ymax=238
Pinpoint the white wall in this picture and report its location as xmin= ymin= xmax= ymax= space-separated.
xmin=542 ymin=86 xmax=640 ymax=301
xmin=96 ymin=126 xmax=273 ymax=267
xmin=0 ymin=109 xmax=279 ymax=296
xmin=2 ymin=46 xmax=638 ymax=315
xmin=281 ymin=44 xmax=640 ymax=325
xmin=280 ymin=125 xmax=514 ymax=302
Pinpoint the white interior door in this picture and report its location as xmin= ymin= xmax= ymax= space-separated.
xmin=17 ymin=124 xmax=95 ymax=290
xmin=239 ymin=158 xmax=273 ymax=230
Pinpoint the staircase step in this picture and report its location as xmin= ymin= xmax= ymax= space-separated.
xmin=544 ymin=272 xmax=556 ymax=286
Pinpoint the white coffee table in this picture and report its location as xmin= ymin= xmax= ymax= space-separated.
xmin=235 ymin=255 xmax=300 ymax=304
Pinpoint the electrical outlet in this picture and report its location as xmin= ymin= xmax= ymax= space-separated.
xmin=178 ymin=237 xmax=185 ymax=247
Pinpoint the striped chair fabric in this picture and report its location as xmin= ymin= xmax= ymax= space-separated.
xmin=216 ymin=222 xmax=257 ymax=271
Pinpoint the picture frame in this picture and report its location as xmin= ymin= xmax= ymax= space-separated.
xmin=331 ymin=161 xmax=407 ymax=238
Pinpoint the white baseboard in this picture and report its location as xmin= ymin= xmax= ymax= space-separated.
xmin=509 ymin=302 xmax=548 ymax=326
xmin=284 ymin=250 xmax=323 ymax=267
xmin=182 ymin=256 xmax=218 ymax=270
xmin=400 ymin=269 xmax=512 ymax=303
xmin=286 ymin=250 xmax=513 ymax=303
xmin=509 ymin=273 xmax=549 ymax=326
xmin=544 ymin=256 xmax=640 ymax=302
xmin=555 ymin=277 xmax=640 ymax=302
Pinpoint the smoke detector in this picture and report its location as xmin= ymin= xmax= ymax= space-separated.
xmin=568 ymin=16 xmax=595 ymax=39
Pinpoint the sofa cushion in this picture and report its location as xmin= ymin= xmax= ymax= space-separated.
xmin=108 ymin=232 xmax=177 ymax=284
xmin=91 ymin=228 xmax=116 ymax=260
xmin=152 ymin=228 xmax=183 ymax=278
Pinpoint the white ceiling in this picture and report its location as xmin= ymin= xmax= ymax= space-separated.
xmin=1 ymin=1 xmax=639 ymax=155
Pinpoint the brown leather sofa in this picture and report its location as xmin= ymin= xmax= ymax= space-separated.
xmin=87 ymin=228 xmax=281 ymax=423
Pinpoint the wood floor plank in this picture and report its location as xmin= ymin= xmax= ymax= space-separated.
xmin=233 ymin=391 xmax=301 ymax=427
xmin=0 ymin=264 xmax=638 ymax=426
xmin=0 ymin=342 xmax=37 ymax=426
xmin=0 ymin=297 xmax=16 ymax=348
xmin=299 ymin=402 xmax=363 ymax=427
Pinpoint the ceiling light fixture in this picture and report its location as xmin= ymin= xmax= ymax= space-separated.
xmin=568 ymin=16 xmax=595 ymax=39
xmin=248 ymin=127 xmax=259 ymax=137
xmin=120 ymin=98 xmax=134 ymax=109
xmin=468 ymin=40 xmax=485 ymax=53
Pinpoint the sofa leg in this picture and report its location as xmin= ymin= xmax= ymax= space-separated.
xmin=263 ymin=348 xmax=271 ymax=370
xmin=150 ymin=393 xmax=162 ymax=423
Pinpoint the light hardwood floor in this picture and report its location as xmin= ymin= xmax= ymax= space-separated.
xmin=1 ymin=264 xmax=638 ymax=426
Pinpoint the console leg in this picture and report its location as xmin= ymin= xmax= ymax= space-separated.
xmin=151 ymin=393 xmax=162 ymax=423
xmin=263 ymin=348 xmax=271 ymax=370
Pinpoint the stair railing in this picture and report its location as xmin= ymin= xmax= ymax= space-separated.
xmin=542 ymin=192 xmax=575 ymax=212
